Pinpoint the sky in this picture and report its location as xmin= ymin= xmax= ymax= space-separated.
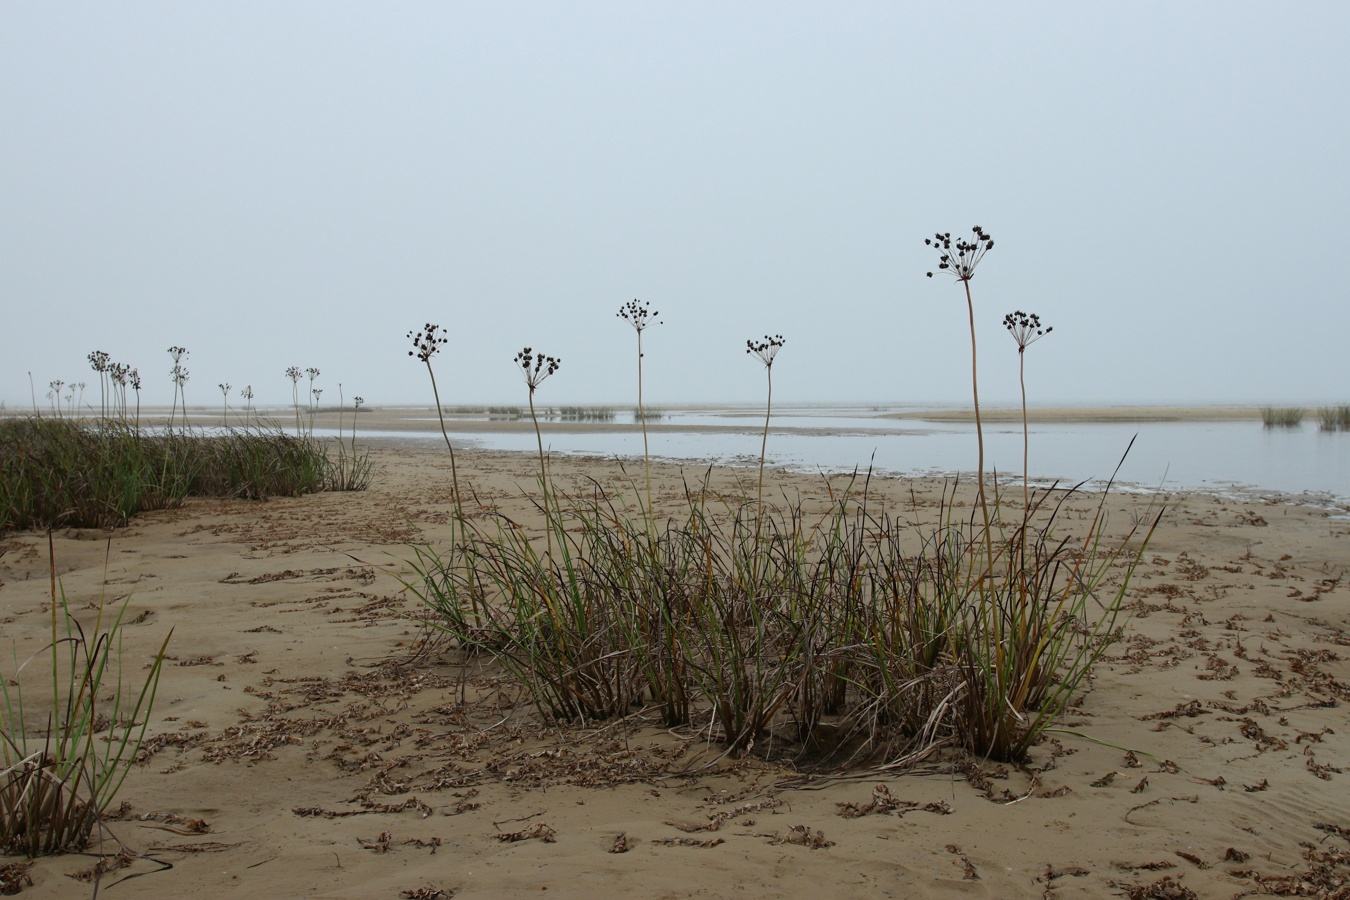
xmin=3 ymin=2 xmax=1348 ymax=411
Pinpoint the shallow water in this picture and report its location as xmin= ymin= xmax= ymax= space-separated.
xmin=329 ymin=406 xmax=1350 ymax=507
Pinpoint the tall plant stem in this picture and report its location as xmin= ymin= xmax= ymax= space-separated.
xmin=964 ymin=279 xmax=993 ymax=574
xmin=423 ymin=363 xmax=465 ymax=522
xmin=528 ymin=389 xmax=553 ymax=560
xmin=753 ymin=364 xmax=774 ymax=583
xmin=1019 ymin=350 xmax=1029 ymax=512
xmin=636 ymin=329 xmax=653 ymax=522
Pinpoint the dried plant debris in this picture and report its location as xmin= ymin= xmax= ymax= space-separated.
xmin=1120 ymin=874 xmax=1198 ymax=899
xmin=672 ymin=797 xmax=784 ymax=832
xmin=1174 ymin=851 xmax=1209 ymax=869
xmin=836 ymin=784 xmax=905 ymax=818
xmin=400 ymin=888 xmax=454 ymax=900
xmin=945 ymin=844 xmax=978 ymax=879
xmin=0 ymin=862 xmax=34 ymax=896
xmin=1141 ymin=701 xmax=1208 ymax=721
xmin=294 ymin=797 xmax=433 ymax=819
xmin=66 ymin=851 xmax=135 ymax=883
xmin=359 ymin=831 xmax=393 ymax=853
xmin=608 ymin=832 xmax=632 ymax=853
xmin=769 ymin=825 xmax=833 ymax=850
xmin=653 ymin=837 xmax=723 ymax=848
xmin=835 ymin=785 xmax=952 ymax=819
xmin=494 ymin=823 xmax=556 ymax=843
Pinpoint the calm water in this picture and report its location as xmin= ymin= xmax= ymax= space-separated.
xmin=337 ymin=405 xmax=1350 ymax=508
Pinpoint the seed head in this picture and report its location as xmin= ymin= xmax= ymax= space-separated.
xmin=129 ymin=369 xmax=141 ymax=391
xmin=925 ymin=226 xmax=994 ymax=281
xmin=617 ymin=299 xmax=662 ymax=334
xmin=408 ymin=323 xmax=449 ymax=363
xmin=87 ymin=350 xmax=110 ymax=373
xmin=285 ymin=366 xmax=302 ymax=383
xmin=168 ymin=346 xmax=188 ymax=364
xmin=746 ymin=334 xmax=785 ymax=368
xmin=306 ymin=367 xmax=320 ymax=381
xmin=219 ymin=382 xmax=231 ymax=394
xmin=514 ymin=347 xmax=561 ymax=391
xmin=1002 ymin=310 xmax=1053 ymax=353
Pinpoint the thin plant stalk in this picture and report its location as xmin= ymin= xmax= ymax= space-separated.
xmin=514 ymin=347 xmax=561 ymax=559
xmin=962 ymin=278 xmax=992 ymax=572
xmin=617 ymin=300 xmax=662 ymax=521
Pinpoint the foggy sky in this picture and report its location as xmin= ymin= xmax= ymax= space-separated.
xmin=3 ymin=2 xmax=1347 ymax=410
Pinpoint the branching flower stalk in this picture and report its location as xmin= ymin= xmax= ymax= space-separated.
xmin=218 ymin=382 xmax=231 ymax=428
xmin=285 ymin=367 xmax=303 ymax=436
xmin=87 ymin=351 xmax=110 ymax=421
xmin=746 ymin=335 xmax=784 ymax=580
xmin=407 ymin=325 xmax=464 ymax=520
xmin=129 ymin=368 xmax=141 ymax=436
xmin=926 ymin=227 xmax=995 ymax=573
xmin=305 ymin=368 xmax=320 ymax=438
xmin=240 ymin=385 xmax=253 ymax=428
xmin=167 ymin=346 xmax=189 ymax=430
xmin=515 ymin=347 xmax=562 ymax=559
xmin=352 ymin=396 xmax=363 ymax=454
xmin=1002 ymin=311 xmax=1053 ymax=511
xmin=617 ymin=299 xmax=662 ymax=520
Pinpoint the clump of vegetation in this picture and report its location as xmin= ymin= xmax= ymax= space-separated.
xmin=1261 ymin=407 xmax=1305 ymax=428
xmin=554 ymin=406 xmax=616 ymax=422
xmin=400 ymin=240 xmax=1160 ymax=767
xmin=2 ymin=540 xmax=171 ymax=856
xmin=0 ymin=418 xmax=340 ymax=531
xmin=1317 ymin=405 xmax=1350 ymax=432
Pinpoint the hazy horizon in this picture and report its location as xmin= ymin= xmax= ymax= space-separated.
xmin=4 ymin=3 xmax=1348 ymax=411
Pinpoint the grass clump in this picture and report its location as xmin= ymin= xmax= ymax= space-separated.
xmin=1261 ymin=407 xmax=1305 ymax=428
xmin=1317 ymin=405 xmax=1350 ymax=432
xmin=0 ymin=417 xmax=347 ymax=531
xmin=403 ymin=473 xmax=1157 ymax=763
xmin=2 ymin=539 xmax=171 ymax=856
xmin=398 ymin=229 xmax=1158 ymax=769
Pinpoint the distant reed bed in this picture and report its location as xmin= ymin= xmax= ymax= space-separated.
xmin=1261 ymin=407 xmax=1305 ymax=428
xmin=1318 ymin=405 xmax=1350 ymax=432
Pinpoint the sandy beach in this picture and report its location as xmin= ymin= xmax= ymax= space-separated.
xmin=2 ymin=446 xmax=1347 ymax=898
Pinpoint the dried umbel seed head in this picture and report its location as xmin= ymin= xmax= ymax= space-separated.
xmin=109 ymin=362 xmax=130 ymax=386
xmin=219 ymin=382 xmax=231 ymax=394
xmin=241 ymin=385 xmax=253 ymax=400
xmin=312 ymin=388 xmax=323 ymax=400
xmin=408 ymin=323 xmax=449 ymax=363
xmin=514 ymin=347 xmax=562 ymax=389
xmin=306 ymin=367 xmax=320 ymax=380
xmin=49 ymin=380 xmax=64 ymax=393
xmin=168 ymin=346 xmax=188 ymax=364
xmin=617 ymin=299 xmax=662 ymax=333
xmin=1002 ymin=310 xmax=1053 ymax=352
xmin=925 ymin=226 xmax=994 ymax=281
xmin=354 ymin=396 xmax=364 ymax=408
xmin=746 ymin=334 xmax=785 ymax=367
xmin=285 ymin=366 xmax=302 ymax=383
xmin=173 ymin=367 xmax=190 ymax=386
xmin=129 ymin=369 xmax=141 ymax=391
xmin=87 ymin=350 xmax=110 ymax=373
